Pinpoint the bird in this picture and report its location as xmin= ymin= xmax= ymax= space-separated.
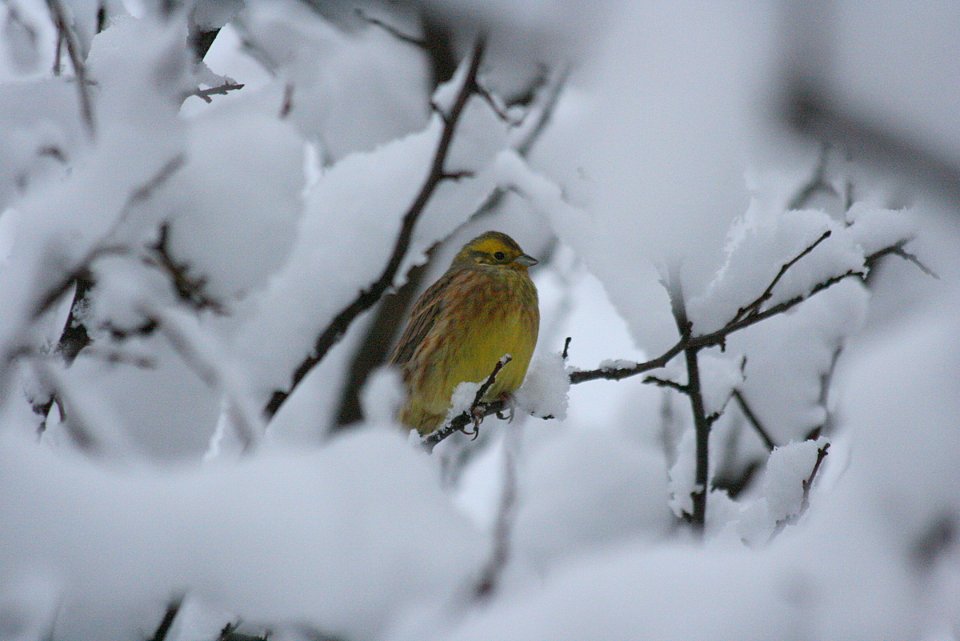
xmin=389 ymin=231 xmax=540 ymax=434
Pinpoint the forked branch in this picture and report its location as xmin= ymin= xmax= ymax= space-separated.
xmin=569 ymin=236 xmax=928 ymax=386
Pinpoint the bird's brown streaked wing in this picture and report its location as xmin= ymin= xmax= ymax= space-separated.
xmin=388 ymin=270 xmax=457 ymax=367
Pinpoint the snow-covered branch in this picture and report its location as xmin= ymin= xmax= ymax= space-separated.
xmin=264 ymin=38 xmax=487 ymax=420
xmin=568 ymin=236 xmax=929 ymax=386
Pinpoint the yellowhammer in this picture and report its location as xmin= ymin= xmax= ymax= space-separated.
xmin=389 ymin=231 xmax=540 ymax=434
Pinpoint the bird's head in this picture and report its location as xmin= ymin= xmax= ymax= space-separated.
xmin=452 ymin=231 xmax=539 ymax=271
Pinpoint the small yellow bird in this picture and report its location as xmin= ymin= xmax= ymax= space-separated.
xmin=389 ymin=231 xmax=540 ymax=434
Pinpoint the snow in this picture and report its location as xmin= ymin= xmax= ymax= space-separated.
xmin=0 ymin=427 xmax=483 ymax=641
xmin=514 ymin=351 xmax=569 ymax=420
xmin=0 ymin=3 xmax=957 ymax=640
xmin=161 ymin=108 xmax=305 ymax=300
xmin=512 ymin=429 xmax=672 ymax=572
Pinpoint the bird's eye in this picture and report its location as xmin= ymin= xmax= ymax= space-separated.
xmin=494 ymin=251 xmax=506 ymax=261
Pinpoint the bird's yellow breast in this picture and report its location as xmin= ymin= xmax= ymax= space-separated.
xmin=401 ymin=266 xmax=539 ymax=432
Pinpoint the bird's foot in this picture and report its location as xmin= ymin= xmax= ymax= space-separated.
xmin=495 ymin=392 xmax=515 ymax=423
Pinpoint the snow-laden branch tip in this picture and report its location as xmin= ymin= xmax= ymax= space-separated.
xmin=264 ymin=38 xmax=487 ymax=421
xmin=422 ymin=354 xmax=511 ymax=451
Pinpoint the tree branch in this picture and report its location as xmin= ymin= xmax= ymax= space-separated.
xmin=149 ymin=598 xmax=183 ymax=641
xmin=569 ymin=238 xmax=921 ymax=386
xmin=474 ymin=440 xmax=517 ymax=599
xmin=730 ymin=229 xmax=832 ymax=324
xmin=666 ymin=269 xmax=710 ymax=532
xmin=732 ymin=389 xmax=776 ymax=451
xmin=264 ymin=38 xmax=486 ymax=420
xmin=422 ymin=355 xmax=509 ymax=451
xmin=188 ymin=81 xmax=245 ymax=104
xmin=799 ymin=441 xmax=830 ymax=513
xmin=45 ymin=0 xmax=95 ymax=137
xmin=787 ymin=142 xmax=837 ymax=211
xmin=643 ymin=375 xmax=688 ymax=394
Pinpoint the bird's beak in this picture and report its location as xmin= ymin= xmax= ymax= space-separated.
xmin=515 ymin=253 xmax=538 ymax=267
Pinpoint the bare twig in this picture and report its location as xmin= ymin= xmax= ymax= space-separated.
xmin=422 ymin=355 xmax=510 ymax=451
xmin=867 ymin=241 xmax=939 ymax=280
xmin=732 ymin=389 xmax=776 ymax=451
xmin=731 ymin=229 xmax=832 ymax=324
xmin=643 ymin=375 xmax=688 ymax=394
xmin=144 ymin=223 xmax=226 ymax=314
xmin=665 ymin=269 xmax=710 ymax=531
xmin=474 ymin=441 xmax=517 ymax=599
xmin=515 ymin=65 xmax=570 ymax=157
xmin=30 ymin=360 xmax=99 ymax=452
xmin=264 ymin=39 xmax=487 ymax=420
xmin=799 ymin=442 xmax=830 ymax=513
xmin=45 ymin=0 xmax=95 ymax=137
xmin=355 ymin=8 xmax=426 ymax=47
xmin=468 ymin=354 xmax=512 ymax=429
xmin=189 ymin=82 xmax=245 ymax=103
xmin=149 ymin=598 xmax=183 ymax=641
xmin=561 ymin=336 xmax=572 ymax=360
xmin=787 ymin=142 xmax=837 ymax=210
xmin=279 ymin=82 xmax=294 ymax=119
xmin=767 ymin=440 xmax=831 ymax=541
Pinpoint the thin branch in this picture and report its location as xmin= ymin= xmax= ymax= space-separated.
xmin=468 ymin=355 xmax=512 ymax=428
xmin=666 ymin=268 xmax=710 ymax=531
xmin=30 ymin=155 xmax=185 ymax=321
xmin=787 ymin=142 xmax=837 ymax=210
xmin=189 ymin=82 xmax=245 ymax=104
xmin=474 ymin=441 xmax=517 ymax=599
xmin=569 ymin=240 xmax=919 ymax=386
xmin=867 ymin=241 xmax=940 ymax=280
xmin=45 ymin=0 xmax=95 ymax=137
xmin=475 ymin=81 xmax=522 ymax=126
xmin=144 ymin=223 xmax=227 ymax=314
xmin=52 ymin=25 xmax=63 ymax=75
xmin=731 ymin=229 xmax=832 ymax=324
xmin=732 ymin=389 xmax=776 ymax=451
xmin=514 ymin=65 xmax=570 ymax=157
xmin=264 ymin=38 xmax=486 ymax=420
xmin=149 ymin=598 xmax=183 ymax=641
xmin=799 ymin=442 xmax=830 ymax=513
xmin=30 ymin=360 xmax=99 ymax=452
xmin=768 ymin=441 xmax=831 ymax=541
xmin=279 ymin=82 xmax=294 ymax=119
xmin=643 ymin=375 xmax=688 ymax=394
xmin=561 ymin=336 xmax=572 ymax=360
xmin=422 ymin=355 xmax=510 ymax=451
xmin=147 ymin=304 xmax=261 ymax=452
xmin=355 ymin=8 xmax=426 ymax=47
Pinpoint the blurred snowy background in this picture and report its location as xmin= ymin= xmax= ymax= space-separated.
xmin=0 ymin=1 xmax=958 ymax=639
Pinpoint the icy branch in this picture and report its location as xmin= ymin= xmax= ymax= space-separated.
xmin=264 ymin=38 xmax=487 ymax=420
